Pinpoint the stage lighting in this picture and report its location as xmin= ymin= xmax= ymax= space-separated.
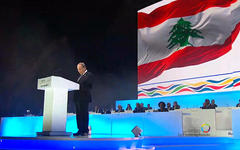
xmin=131 ymin=126 xmax=142 ymax=137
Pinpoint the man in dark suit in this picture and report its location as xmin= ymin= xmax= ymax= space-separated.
xmin=173 ymin=101 xmax=180 ymax=110
xmin=73 ymin=62 xmax=94 ymax=136
xmin=167 ymin=103 xmax=173 ymax=111
xmin=236 ymin=99 xmax=240 ymax=107
xmin=115 ymin=104 xmax=125 ymax=113
xmin=146 ymin=104 xmax=152 ymax=110
xmin=157 ymin=101 xmax=168 ymax=112
xmin=133 ymin=103 xmax=141 ymax=113
xmin=209 ymin=99 xmax=218 ymax=109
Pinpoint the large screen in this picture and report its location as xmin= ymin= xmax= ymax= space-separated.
xmin=138 ymin=0 xmax=240 ymax=99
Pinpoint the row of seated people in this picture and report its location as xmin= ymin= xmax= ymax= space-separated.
xmin=200 ymin=99 xmax=218 ymax=109
xmin=115 ymin=101 xmax=181 ymax=113
xmin=118 ymin=99 xmax=240 ymax=112
xmin=94 ymin=99 xmax=240 ymax=114
xmin=201 ymin=99 xmax=240 ymax=109
xmin=200 ymin=99 xmax=240 ymax=109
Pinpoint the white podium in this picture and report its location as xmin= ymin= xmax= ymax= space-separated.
xmin=37 ymin=76 xmax=79 ymax=136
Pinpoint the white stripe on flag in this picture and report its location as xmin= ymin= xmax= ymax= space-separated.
xmin=138 ymin=0 xmax=240 ymax=66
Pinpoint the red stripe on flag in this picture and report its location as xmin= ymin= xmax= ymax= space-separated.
xmin=138 ymin=93 xmax=148 ymax=97
xmin=157 ymin=85 xmax=173 ymax=89
xmin=205 ymin=85 xmax=226 ymax=90
xmin=234 ymin=82 xmax=240 ymax=87
xmin=176 ymin=88 xmax=194 ymax=94
xmin=138 ymin=21 xmax=240 ymax=84
xmin=138 ymin=0 xmax=237 ymax=29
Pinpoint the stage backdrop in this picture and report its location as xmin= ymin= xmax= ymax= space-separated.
xmin=138 ymin=0 xmax=240 ymax=99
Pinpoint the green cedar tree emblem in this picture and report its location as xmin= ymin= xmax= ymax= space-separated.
xmin=167 ymin=18 xmax=204 ymax=50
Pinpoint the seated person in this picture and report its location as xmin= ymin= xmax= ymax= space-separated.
xmin=204 ymin=99 xmax=211 ymax=109
xmin=157 ymin=101 xmax=168 ymax=112
xmin=133 ymin=103 xmax=141 ymax=113
xmin=103 ymin=106 xmax=111 ymax=114
xmin=140 ymin=103 xmax=147 ymax=112
xmin=126 ymin=104 xmax=132 ymax=111
xmin=167 ymin=103 xmax=173 ymax=111
xmin=115 ymin=104 xmax=125 ymax=112
xmin=201 ymin=102 xmax=207 ymax=109
xmin=236 ymin=99 xmax=240 ymax=107
xmin=146 ymin=104 xmax=152 ymax=110
xmin=173 ymin=101 xmax=180 ymax=110
xmin=94 ymin=105 xmax=104 ymax=114
xmin=209 ymin=99 xmax=218 ymax=109
xmin=104 ymin=109 xmax=111 ymax=114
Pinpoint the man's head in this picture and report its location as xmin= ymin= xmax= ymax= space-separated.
xmin=203 ymin=102 xmax=206 ymax=106
xmin=167 ymin=103 xmax=171 ymax=108
xmin=158 ymin=101 xmax=165 ymax=109
xmin=205 ymin=99 xmax=210 ymax=104
xmin=118 ymin=104 xmax=122 ymax=110
xmin=211 ymin=99 xmax=215 ymax=104
xmin=173 ymin=101 xmax=177 ymax=106
xmin=136 ymin=103 xmax=140 ymax=107
xmin=77 ymin=62 xmax=87 ymax=75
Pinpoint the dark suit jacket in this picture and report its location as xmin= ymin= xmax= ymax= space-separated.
xmin=158 ymin=108 xmax=168 ymax=112
xmin=115 ymin=109 xmax=125 ymax=113
xmin=75 ymin=71 xmax=94 ymax=103
xmin=173 ymin=105 xmax=180 ymax=110
xmin=209 ymin=104 xmax=218 ymax=109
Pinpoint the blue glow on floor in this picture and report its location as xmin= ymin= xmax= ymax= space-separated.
xmin=141 ymin=137 xmax=240 ymax=150
xmin=0 ymin=137 xmax=142 ymax=150
xmin=0 ymin=116 xmax=43 ymax=137
xmin=1 ymin=136 xmax=240 ymax=150
xmin=0 ymin=112 xmax=182 ymax=137
xmin=0 ymin=115 xmax=113 ymax=137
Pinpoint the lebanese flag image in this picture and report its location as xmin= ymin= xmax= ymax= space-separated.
xmin=138 ymin=0 xmax=240 ymax=86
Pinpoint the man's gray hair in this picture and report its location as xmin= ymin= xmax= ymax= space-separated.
xmin=78 ymin=62 xmax=86 ymax=68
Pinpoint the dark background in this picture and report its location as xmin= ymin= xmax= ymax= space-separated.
xmin=0 ymin=0 xmax=160 ymax=116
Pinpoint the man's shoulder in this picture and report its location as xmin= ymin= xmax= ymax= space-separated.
xmin=85 ymin=72 xmax=94 ymax=83
xmin=86 ymin=71 xmax=94 ymax=76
